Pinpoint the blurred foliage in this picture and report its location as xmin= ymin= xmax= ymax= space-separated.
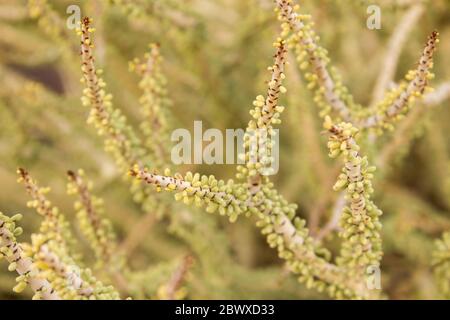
xmin=0 ymin=0 xmax=449 ymax=299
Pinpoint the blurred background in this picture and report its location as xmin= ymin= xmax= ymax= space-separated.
xmin=0 ymin=0 xmax=449 ymax=299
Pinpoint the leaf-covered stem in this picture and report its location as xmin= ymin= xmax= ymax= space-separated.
xmin=37 ymin=244 xmax=94 ymax=297
xmin=77 ymin=17 xmax=144 ymax=170
xmin=130 ymin=43 xmax=172 ymax=167
xmin=17 ymin=168 xmax=76 ymax=251
xmin=360 ymin=31 xmax=439 ymax=130
xmin=275 ymin=0 xmax=354 ymax=122
xmin=0 ymin=212 xmax=60 ymax=300
xmin=241 ymin=38 xmax=287 ymax=194
xmin=325 ymin=118 xmax=383 ymax=270
xmin=129 ymin=166 xmax=250 ymax=222
xmin=67 ymin=170 xmax=119 ymax=269
xmin=370 ymin=4 xmax=424 ymax=105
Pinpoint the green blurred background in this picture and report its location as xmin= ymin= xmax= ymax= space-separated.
xmin=0 ymin=0 xmax=449 ymax=299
